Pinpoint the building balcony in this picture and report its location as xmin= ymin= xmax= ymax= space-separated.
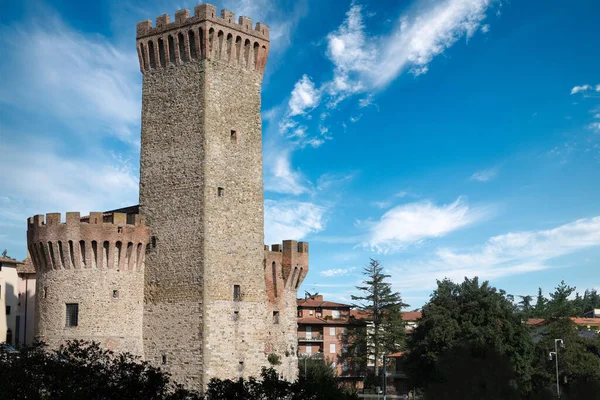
xmin=298 ymin=334 xmax=323 ymax=341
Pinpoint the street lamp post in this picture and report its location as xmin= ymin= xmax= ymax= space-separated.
xmin=548 ymin=338 xmax=564 ymax=398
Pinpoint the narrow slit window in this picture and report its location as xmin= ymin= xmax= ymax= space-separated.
xmin=218 ymin=187 xmax=225 ymax=197
xmin=273 ymin=311 xmax=280 ymax=324
xmin=148 ymin=41 xmax=156 ymax=69
xmin=162 ymin=354 xmax=167 ymax=365
xmin=233 ymin=285 xmax=241 ymax=301
xmin=168 ymin=35 xmax=176 ymax=64
xmin=230 ymin=130 xmax=237 ymax=143
xmin=188 ymin=30 xmax=197 ymax=60
xmin=113 ymin=290 xmax=119 ymax=298
xmin=66 ymin=303 xmax=79 ymax=327
xmin=178 ymin=32 xmax=188 ymax=62
xmin=151 ymin=236 xmax=157 ymax=248
xmin=233 ymin=311 xmax=239 ymax=322
xmin=158 ymin=38 xmax=166 ymax=67
xmin=43 ymin=287 xmax=48 ymax=299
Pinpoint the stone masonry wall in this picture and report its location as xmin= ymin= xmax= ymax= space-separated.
xmin=139 ymin=61 xmax=207 ymax=390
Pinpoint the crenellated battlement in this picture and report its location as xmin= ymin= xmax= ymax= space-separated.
xmin=264 ymin=240 xmax=309 ymax=304
xmin=135 ymin=3 xmax=269 ymax=75
xmin=27 ymin=212 xmax=151 ymax=273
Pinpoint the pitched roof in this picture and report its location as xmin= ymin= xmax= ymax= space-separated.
xmin=297 ymin=298 xmax=352 ymax=308
xmin=0 ymin=256 xmax=21 ymax=266
xmin=388 ymin=351 xmax=405 ymax=358
xmin=402 ymin=311 xmax=422 ymax=321
xmin=297 ymin=315 xmax=364 ymax=326
xmin=16 ymin=255 xmax=36 ymax=274
xmin=527 ymin=317 xmax=600 ymax=327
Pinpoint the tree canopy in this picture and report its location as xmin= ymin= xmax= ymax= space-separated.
xmin=405 ymin=277 xmax=534 ymax=392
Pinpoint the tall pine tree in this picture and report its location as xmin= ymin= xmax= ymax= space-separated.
xmin=351 ymin=259 xmax=408 ymax=377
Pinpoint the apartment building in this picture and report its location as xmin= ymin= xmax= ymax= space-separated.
xmin=297 ymin=295 xmax=366 ymax=376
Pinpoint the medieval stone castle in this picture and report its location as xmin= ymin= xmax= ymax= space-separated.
xmin=26 ymin=3 xmax=308 ymax=390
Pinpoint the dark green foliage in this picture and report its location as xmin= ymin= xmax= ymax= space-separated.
xmin=0 ymin=340 xmax=201 ymax=400
xmin=423 ymin=344 xmax=520 ymax=400
xmin=530 ymin=318 xmax=600 ymax=399
xmin=207 ymin=363 xmax=358 ymax=400
xmin=0 ymin=340 xmax=358 ymax=400
xmin=351 ymin=259 xmax=408 ymax=377
xmin=405 ymin=277 xmax=534 ymax=392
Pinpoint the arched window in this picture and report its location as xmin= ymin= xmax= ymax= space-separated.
xmin=226 ymin=33 xmax=233 ymax=61
xmin=68 ymin=240 xmax=75 ymax=268
xmin=178 ymin=32 xmax=188 ymax=63
xmin=158 ymin=38 xmax=166 ymax=67
xmin=168 ymin=35 xmax=176 ymax=64
xmin=139 ymin=42 xmax=148 ymax=70
xmin=235 ymin=36 xmax=242 ymax=64
xmin=188 ymin=30 xmax=197 ymax=60
xmin=243 ymin=39 xmax=251 ymax=68
xmin=217 ymin=31 xmax=224 ymax=60
xmin=148 ymin=41 xmax=156 ymax=69
xmin=253 ymin=42 xmax=259 ymax=70
xmin=199 ymin=28 xmax=205 ymax=58
xmin=208 ymin=28 xmax=215 ymax=57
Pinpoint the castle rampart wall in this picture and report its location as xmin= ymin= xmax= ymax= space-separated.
xmin=27 ymin=212 xmax=150 ymax=356
xmin=136 ymin=4 xmax=269 ymax=75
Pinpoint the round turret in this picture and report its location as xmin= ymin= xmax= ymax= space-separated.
xmin=27 ymin=211 xmax=151 ymax=356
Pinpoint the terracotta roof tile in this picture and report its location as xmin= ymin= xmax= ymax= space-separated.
xmin=16 ymin=255 xmax=36 ymax=274
xmin=0 ymin=256 xmax=21 ymax=265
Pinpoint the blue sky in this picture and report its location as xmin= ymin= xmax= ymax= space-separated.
xmin=1 ymin=0 xmax=599 ymax=308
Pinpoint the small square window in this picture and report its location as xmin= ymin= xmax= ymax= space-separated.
xmin=233 ymin=285 xmax=241 ymax=301
xmin=112 ymin=290 xmax=119 ymax=298
xmin=5 ymin=306 xmax=11 ymax=315
xmin=66 ymin=303 xmax=79 ymax=327
xmin=329 ymin=327 xmax=336 ymax=336
xmin=218 ymin=187 xmax=225 ymax=197
xmin=273 ymin=311 xmax=280 ymax=324
xmin=330 ymin=343 xmax=336 ymax=354
xmin=231 ymin=130 xmax=237 ymax=142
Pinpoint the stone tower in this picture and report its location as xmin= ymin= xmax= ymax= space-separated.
xmin=27 ymin=212 xmax=151 ymax=355
xmin=136 ymin=4 xmax=273 ymax=389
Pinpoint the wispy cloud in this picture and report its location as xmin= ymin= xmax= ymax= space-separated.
xmin=470 ymin=166 xmax=499 ymax=182
xmin=288 ymin=75 xmax=322 ymax=117
xmin=390 ymin=217 xmax=600 ymax=291
xmin=570 ymin=84 xmax=592 ymax=95
xmin=0 ymin=15 xmax=141 ymax=145
xmin=0 ymin=139 xmax=139 ymax=229
xmin=264 ymin=199 xmax=327 ymax=244
xmin=362 ymin=196 xmax=490 ymax=253
xmin=280 ymin=0 xmax=498 ymax=144
xmin=320 ymin=267 xmax=357 ymax=277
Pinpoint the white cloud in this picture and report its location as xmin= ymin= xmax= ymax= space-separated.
xmin=588 ymin=122 xmax=600 ymax=133
xmin=390 ymin=217 xmax=600 ymax=290
xmin=0 ymin=140 xmax=138 ymax=232
xmin=363 ymin=196 xmax=489 ymax=253
xmin=263 ymin=145 xmax=312 ymax=195
xmin=481 ymin=24 xmax=490 ymax=33
xmin=570 ymin=84 xmax=591 ymax=95
xmin=596 ymin=84 xmax=600 ymax=92
xmin=371 ymin=0 xmax=496 ymax=87
xmin=264 ymin=199 xmax=326 ymax=244
xmin=288 ymin=75 xmax=321 ymax=117
xmin=320 ymin=267 xmax=357 ymax=277
xmin=0 ymin=16 xmax=141 ymax=144
xmin=470 ymin=166 xmax=499 ymax=182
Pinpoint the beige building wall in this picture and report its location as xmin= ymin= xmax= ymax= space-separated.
xmin=17 ymin=271 xmax=36 ymax=345
xmin=1 ymin=260 xmax=19 ymax=344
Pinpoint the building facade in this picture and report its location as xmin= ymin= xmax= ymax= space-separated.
xmin=25 ymin=3 xmax=307 ymax=391
xmin=0 ymin=255 xmax=20 ymax=346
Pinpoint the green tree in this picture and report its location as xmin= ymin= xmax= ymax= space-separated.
xmin=546 ymin=280 xmax=576 ymax=318
xmin=530 ymin=318 xmax=600 ymax=398
xmin=405 ymin=277 xmax=534 ymax=393
xmin=518 ymin=295 xmax=534 ymax=318
xmin=351 ymin=259 xmax=408 ymax=378
xmin=533 ymin=287 xmax=548 ymax=318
